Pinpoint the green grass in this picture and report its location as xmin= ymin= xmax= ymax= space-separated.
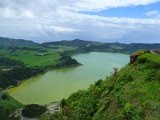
xmin=138 ymin=53 xmax=160 ymax=66
xmin=0 ymin=93 xmax=23 ymax=120
xmin=8 ymin=53 xmax=60 ymax=67
xmin=133 ymin=49 xmax=146 ymax=54
xmin=0 ymin=48 xmax=61 ymax=67
xmin=0 ymin=45 xmax=77 ymax=67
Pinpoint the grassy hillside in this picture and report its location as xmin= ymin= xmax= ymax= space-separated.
xmin=0 ymin=93 xmax=23 ymax=120
xmin=0 ymin=37 xmax=38 ymax=47
xmin=0 ymin=45 xmax=77 ymax=67
xmin=45 ymin=52 xmax=160 ymax=120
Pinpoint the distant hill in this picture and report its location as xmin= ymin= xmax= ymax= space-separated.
xmin=1 ymin=36 xmax=160 ymax=53
xmin=42 ymin=39 xmax=98 ymax=47
xmin=42 ymin=39 xmax=160 ymax=53
xmin=0 ymin=37 xmax=38 ymax=47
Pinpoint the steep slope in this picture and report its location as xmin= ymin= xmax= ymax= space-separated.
xmin=0 ymin=37 xmax=38 ymax=47
xmin=47 ymin=51 xmax=160 ymax=120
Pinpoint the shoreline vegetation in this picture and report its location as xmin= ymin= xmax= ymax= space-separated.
xmin=0 ymin=52 xmax=81 ymax=119
xmin=0 ymin=53 xmax=81 ymax=89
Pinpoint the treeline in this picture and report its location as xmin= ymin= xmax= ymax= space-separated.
xmin=0 ymin=57 xmax=24 ymax=68
xmin=45 ymin=53 xmax=81 ymax=69
xmin=0 ymin=57 xmax=44 ymax=89
xmin=8 ymin=46 xmax=47 ymax=52
xmin=56 ymin=53 xmax=81 ymax=67
xmin=0 ymin=67 xmax=44 ymax=89
xmin=22 ymin=104 xmax=47 ymax=118
xmin=0 ymin=53 xmax=80 ymax=89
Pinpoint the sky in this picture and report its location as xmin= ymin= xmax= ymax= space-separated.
xmin=0 ymin=0 xmax=160 ymax=43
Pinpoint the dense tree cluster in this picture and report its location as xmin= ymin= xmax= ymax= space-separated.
xmin=0 ymin=93 xmax=23 ymax=120
xmin=0 ymin=57 xmax=24 ymax=68
xmin=8 ymin=46 xmax=47 ymax=52
xmin=22 ymin=104 xmax=47 ymax=118
xmin=0 ymin=67 xmax=44 ymax=89
xmin=56 ymin=54 xmax=81 ymax=67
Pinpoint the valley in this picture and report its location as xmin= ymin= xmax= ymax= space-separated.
xmin=0 ymin=37 xmax=160 ymax=120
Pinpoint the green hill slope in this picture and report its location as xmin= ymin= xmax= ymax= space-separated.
xmin=47 ymin=51 xmax=160 ymax=120
xmin=0 ymin=37 xmax=38 ymax=47
xmin=42 ymin=39 xmax=160 ymax=53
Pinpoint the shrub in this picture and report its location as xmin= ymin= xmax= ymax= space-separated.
xmin=22 ymin=104 xmax=47 ymax=118
xmin=138 ymin=53 xmax=160 ymax=67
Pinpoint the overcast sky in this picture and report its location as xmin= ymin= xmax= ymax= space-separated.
xmin=0 ymin=0 xmax=160 ymax=43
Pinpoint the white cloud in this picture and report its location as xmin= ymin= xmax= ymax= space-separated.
xmin=69 ymin=0 xmax=160 ymax=11
xmin=0 ymin=0 xmax=160 ymax=43
xmin=0 ymin=8 xmax=34 ymax=19
xmin=50 ymin=26 xmax=80 ymax=33
xmin=145 ymin=10 xmax=159 ymax=16
xmin=145 ymin=10 xmax=160 ymax=19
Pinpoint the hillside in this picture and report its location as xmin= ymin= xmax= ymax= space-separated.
xmin=43 ymin=51 xmax=160 ymax=120
xmin=42 ymin=39 xmax=160 ymax=53
xmin=0 ymin=93 xmax=23 ymax=120
xmin=1 ymin=36 xmax=160 ymax=54
xmin=0 ymin=37 xmax=38 ymax=48
xmin=42 ymin=39 xmax=95 ymax=47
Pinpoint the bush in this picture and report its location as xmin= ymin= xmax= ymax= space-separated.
xmin=123 ymin=102 xmax=134 ymax=119
xmin=138 ymin=53 xmax=160 ymax=67
xmin=22 ymin=104 xmax=47 ymax=118
xmin=146 ymin=70 xmax=160 ymax=82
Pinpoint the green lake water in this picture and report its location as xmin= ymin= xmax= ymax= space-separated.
xmin=8 ymin=52 xmax=129 ymax=104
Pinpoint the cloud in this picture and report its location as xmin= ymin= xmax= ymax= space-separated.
xmin=71 ymin=0 xmax=160 ymax=11
xmin=145 ymin=10 xmax=160 ymax=19
xmin=0 ymin=8 xmax=34 ymax=19
xmin=145 ymin=10 xmax=159 ymax=16
xmin=0 ymin=0 xmax=160 ymax=43
xmin=52 ymin=26 xmax=79 ymax=33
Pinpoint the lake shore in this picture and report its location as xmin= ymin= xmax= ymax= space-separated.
xmin=8 ymin=52 xmax=129 ymax=105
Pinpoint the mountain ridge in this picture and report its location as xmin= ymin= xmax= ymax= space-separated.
xmin=0 ymin=37 xmax=38 ymax=47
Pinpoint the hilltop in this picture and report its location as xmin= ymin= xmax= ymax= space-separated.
xmin=0 ymin=37 xmax=38 ymax=48
xmin=42 ymin=39 xmax=160 ymax=53
xmin=1 ymin=36 xmax=160 ymax=54
xmin=42 ymin=50 xmax=160 ymax=120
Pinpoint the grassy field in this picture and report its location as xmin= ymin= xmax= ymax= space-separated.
xmin=0 ymin=46 xmax=76 ymax=67
xmin=9 ymin=53 xmax=60 ymax=67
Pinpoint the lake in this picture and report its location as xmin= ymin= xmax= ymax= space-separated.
xmin=8 ymin=52 xmax=129 ymax=104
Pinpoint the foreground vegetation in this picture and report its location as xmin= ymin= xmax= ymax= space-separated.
xmin=22 ymin=104 xmax=47 ymax=118
xmin=41 ymin=52 xmax=160 ymax=120
xmin=0 ymin=93 xmax=23 ymax=120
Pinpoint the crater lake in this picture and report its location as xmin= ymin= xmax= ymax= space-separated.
xmin=8 ymin=52 xmax=129 ymax=104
